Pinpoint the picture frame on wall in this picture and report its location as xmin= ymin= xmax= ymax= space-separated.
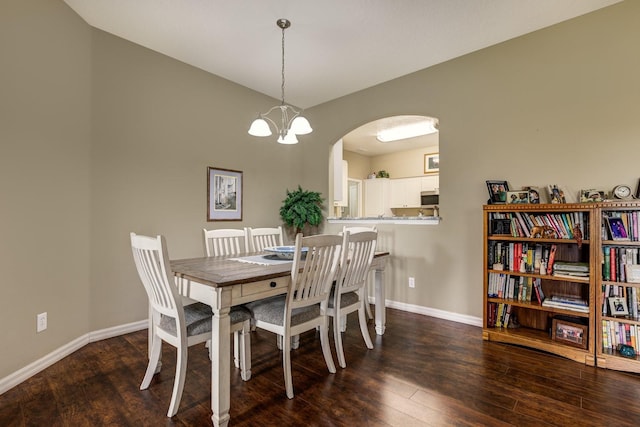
xmin=424 ymin=153 xmax=439 ymax=174
xmin=207 ymin=167 xmax=243 ymax=221
xmin=486 ymin=180 xmax=509 ymax=204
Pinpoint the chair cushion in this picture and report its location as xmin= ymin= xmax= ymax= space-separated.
xmin=328 ymin=290 xmax=359 ymax=309
xmin=160 ymin=302 xmax=251 ymax=337
xmin=248 ymin=296 xmax=320 ymax=327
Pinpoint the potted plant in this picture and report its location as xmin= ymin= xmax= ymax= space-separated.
xmin=279 ymin=186 xmax=324 ymax=236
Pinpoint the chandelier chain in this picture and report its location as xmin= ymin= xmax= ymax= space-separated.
xmin=281 ymin=23 xmax=286 ymax=105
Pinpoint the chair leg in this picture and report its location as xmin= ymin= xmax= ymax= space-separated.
xmin=358 ymin=302 xmax=374 ymax=349
xmin=239 ymin=321 xmax=252 ymax=381
xmin=364 ymin=284 xmax=373 ymax=320
xmin=333 ymin=312 xmax=347 ymax=369
xmin=140 ymin=335 xmax=162 ymax=390
xmin=205 ymin=339 xmax=212 ymax=361
xmin=233 ymin=332 xmax=240 ymax=369
xmin=320 ymin=317 xmax=337 ymax=374
xmin=282 ymin=333 xmax=294 ymax=399
xmin=166 ymin=342 xmax=188 ymax=417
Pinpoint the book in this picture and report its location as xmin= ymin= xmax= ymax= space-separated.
xmin=603 ymin=246 xmax=611 ymax=281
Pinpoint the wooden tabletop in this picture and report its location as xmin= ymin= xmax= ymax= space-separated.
xmin=171 ymin=251 xmax=390 ymax=288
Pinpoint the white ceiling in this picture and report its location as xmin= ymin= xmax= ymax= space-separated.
xmin=63 ymin=0 xmax=620 ymax=110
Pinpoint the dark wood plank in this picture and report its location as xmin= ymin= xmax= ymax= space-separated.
xmin=2 ymin=308 xmax=640 ymax=426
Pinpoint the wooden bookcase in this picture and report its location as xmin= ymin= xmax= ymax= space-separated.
xmin=483 ymin=203 xmax=596 ymax=365
xmin=595 ymin=201 xmax=640 ymax=373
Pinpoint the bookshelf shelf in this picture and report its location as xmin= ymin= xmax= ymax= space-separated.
xmin=596 ymin=201 xmax=640 ymax=373
xmin=483 ymin=203 xmax=595 ymax=365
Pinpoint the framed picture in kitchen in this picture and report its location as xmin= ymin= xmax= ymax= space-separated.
xmin=424 ymin=153 xmax=439 ymax=174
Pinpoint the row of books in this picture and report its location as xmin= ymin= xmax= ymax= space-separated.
xmin=488 ymin=273 xmax=545 ymax=303
xmin=487 ymin=302 xmax=512 ymax=328
xmin=490 ymin=211 xmax=589 ymax=240
xmin=541 ymin=295 xmax=589 ymax=313
xmin=602 ymin=284 xmax=640 ymax=319
xmin=602 ymin=246 xmax=640 ymax=282
xmin=602 ymin=211 xmax=640 ymax=242
xmin=488 ymin=242 xmax=557 ymax=274
xmin=602 ymin=320 xmax=640 ymax=352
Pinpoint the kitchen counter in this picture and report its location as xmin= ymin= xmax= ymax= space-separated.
xmin=327 ymin=216 xmax=440 ymax=225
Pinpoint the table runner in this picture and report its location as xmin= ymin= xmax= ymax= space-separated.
xmin=229 ymin=254 xmax=293 ymax=266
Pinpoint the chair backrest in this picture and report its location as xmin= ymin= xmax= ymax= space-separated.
xmin=203 ymin=228 xmax=249 ymax=257
xmin=337 ymin=231 xmax=377 ymax=295
xmin=248 ymin=226 xmax=284 ymax=252
xmin=130 ymin=233 xmax=184 ymax=329
xmin=287 ymin=233 xmax=344 ymax=311
xmin=342 ymin=225 xmax=377 ymax=235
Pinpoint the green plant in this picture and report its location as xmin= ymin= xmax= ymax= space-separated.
xmin=279 ymin=186 xmax=324 ymax=235
xmin=376 ymin=170 xmax=389 ymax=178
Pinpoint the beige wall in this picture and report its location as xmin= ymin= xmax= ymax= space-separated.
xmin=2 ymin=0 xmax=640 ymax=383
xmin=0 ymin=0 xmax=92 ymax=377
xmin=311 ymin=0 xmax=640 ymax=318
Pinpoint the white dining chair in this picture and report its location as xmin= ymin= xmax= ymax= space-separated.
xmin=247 ymin=226 xmax=284 ymax=252
xmin=203 ymin=228 xmax=249 ymax=257
xmin=202 ymin=227 xmax=251 ymax=369
xmin=247 ymin=233 xmax=342 ymax=399
xmin=130 ymin=233 xmax=251 ymax=417
xmin=328 ymin=231 xmax=377 ymax=368
xmin=342 ymin=226 xmax=378 ymax=319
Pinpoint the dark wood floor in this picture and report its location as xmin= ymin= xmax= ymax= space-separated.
xmin=2 ymin=308 xmax=640 ymax=426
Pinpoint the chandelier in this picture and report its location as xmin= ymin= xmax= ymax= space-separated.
xmin=248 ymin=19 xmax=312 ymax=144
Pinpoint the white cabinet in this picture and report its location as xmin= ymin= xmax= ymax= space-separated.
xmin=390 ymin=178 xmax=422 ymax=208
xmin=421 ymin=175 xmax=439 ymax=193
xmin=364 ymin=178 xmax=392 ymax=217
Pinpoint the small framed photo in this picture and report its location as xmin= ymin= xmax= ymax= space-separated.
xmin=547 ymin=185 xmax=567 ymax=204
xmin=579 ymin=189 xmax=605 ymax=203
xmin=524 ymin=187 xmax=541 ymax=204
xmin=207 ymin=167 xmax=243 ymax=221
xmin=424 ymin=153 xmax=439 ymax=174
xmin=606 ymin=217 xmax=630 ymax=241
xmin=608 ymin=296 xmax=629 ymax=316
xmin=552 ymin=318 xmax=588 ymax=349
xmin=506 ymin=191 xmax=530 ymax=204
xmin=636 ymin=178 xmax=640 ymax=199
xmin=626 ymin=265 xmax=640 ymax=284
xmin=486 ymin=180 xmax=509 ymax=204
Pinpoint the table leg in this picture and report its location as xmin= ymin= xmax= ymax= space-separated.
xmin=210 ymin=290 xmax=232 ymax=427
xmin=374 ymin=268 xmax=386 ymax=335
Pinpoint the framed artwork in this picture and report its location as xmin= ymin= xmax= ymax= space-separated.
xmin=207 ymin=167 xmax=243 ymax=221
xmin=636 ymin=178 xmax=640 ymax=199
xmin=608 ymin=296 xmax=629 ymax=316
xmin=424 ymin=153 xmax=439 ymax=174
xmin=552 ymin=318 xmax=588 ymax=349
xmin=526 ymin=187 xmax=541 ymax=204
xmin=506 ymin=191 xmax=530 ymax=204
xmin=486 ymin=180 xmax=509 ymax=204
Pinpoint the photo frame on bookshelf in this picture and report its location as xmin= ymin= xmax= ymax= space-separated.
xmin=579 ymin=189 xmax=605 ymax=203
xmin=636 ymin=178 xmax=640 ymax=199
xmin=506 ymin=191 xmax=529 ymax=204
xmin=486 ymin=180 xmax=509 ymax=204
xmin=547 ymin=185 xmax=567 ymax=204
xmin=626 ymin=264 xmax=640 ymax=283
xmin=608 ymin=296 xmax=629 ymax=316
xmin=490 ymin=219 xmax=512 ymax=235
xmin=524 ymin=187 xmax=541 ymax=204
xmin=606 ymin=217 xmax=630 ymax=241
xmin=551 ymin=318 xmax=588 ymax=349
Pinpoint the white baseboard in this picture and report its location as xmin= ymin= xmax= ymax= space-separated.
xmin=370 ymin=297 xmax=483 ymax=327
xmin=1 ymin=303 xmax=480 ymax=396
xmin=0 ymin=320 xmax=147 ymax=395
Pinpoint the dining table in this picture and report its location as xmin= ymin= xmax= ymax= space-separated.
xmin=169 ymin=250 xmax=389 ymax=427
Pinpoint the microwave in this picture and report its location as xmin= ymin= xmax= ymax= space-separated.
xmin=420 ymin=190 xmax=439 ymax=208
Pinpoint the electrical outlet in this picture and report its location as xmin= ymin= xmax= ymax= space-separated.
xmin=37 ymin=312 xmax=47 ymax=332
xmin=408 ymin=277 xmax=415 ymax=288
